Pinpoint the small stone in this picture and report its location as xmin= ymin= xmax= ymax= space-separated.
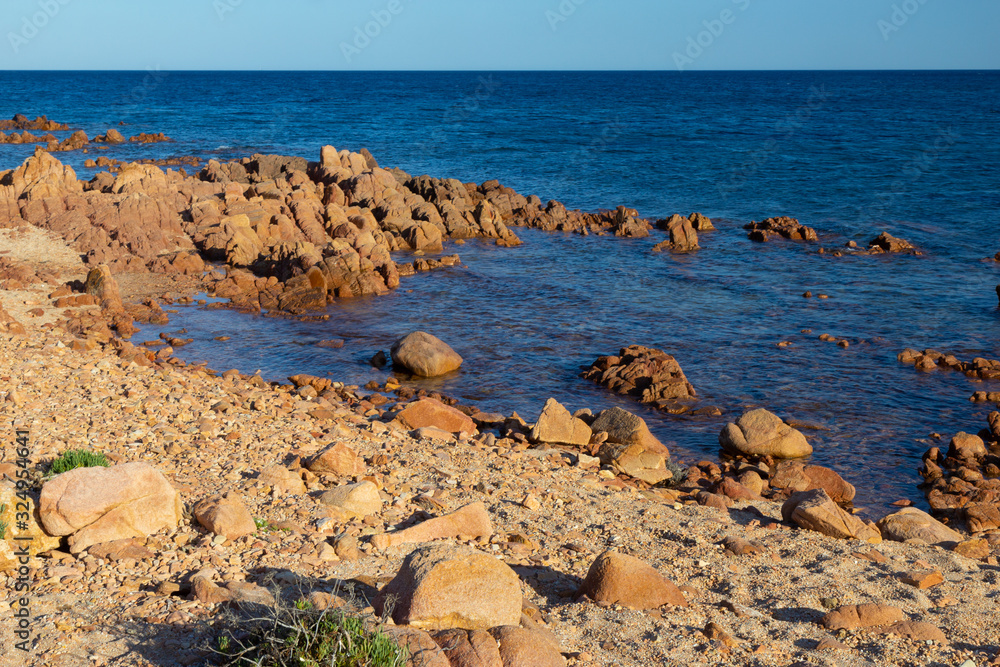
xmin=899 ymin=569 xmax=944 ymax=589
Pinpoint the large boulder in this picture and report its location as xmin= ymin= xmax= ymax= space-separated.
xmin=592 ymin=407 xmax=672 ymax=484
xmin=391 ymin=331 xmax=464 ymax=377
xmin=39 ymin=462 xmax=182 ymax=553
xmin=876 ymin=508 xmax=963 ymax=546
xmin=373 ymin=544 xmax=522 ymax=631
xmin=719 ymin=409 xmax=812 ymax=459
xmin=394 ymin=398 xmax=476 ymax=436
xmin=578 ymin=550 xmax=687 ymax=610
xmin=781 ymin=489 xmax=880 ymax=542
xmin=530 ymin=398 xmax=591 ymax=447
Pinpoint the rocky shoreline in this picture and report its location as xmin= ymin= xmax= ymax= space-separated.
xmin=2 ymin=117 xmax=1000 ymax=666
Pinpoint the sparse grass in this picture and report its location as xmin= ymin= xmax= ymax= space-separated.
xmin=0 ymin=504 xmax=7 ymax=540
xmin=212 ymin=596 xmax=407 ymax=667
xmin=48 ymin=449 xmax=110 ymax=476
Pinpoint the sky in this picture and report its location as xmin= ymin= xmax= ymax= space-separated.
xmin=1 ymin=0 xmax=998 ymax=71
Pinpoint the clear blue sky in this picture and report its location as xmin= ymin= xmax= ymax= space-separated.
xmin=2 ymin=0 xmax=997 ymax=70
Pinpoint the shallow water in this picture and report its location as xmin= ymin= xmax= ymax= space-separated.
xmin=2 ymin=70 xmax=1000 ymax=510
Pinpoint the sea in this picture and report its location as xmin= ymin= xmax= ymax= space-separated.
xmin=2 ymin=70 xmax=1000 ymax=511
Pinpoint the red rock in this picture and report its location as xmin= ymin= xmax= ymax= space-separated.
xmin=371 ymin=502 xmax=493 ymax=551
xmin=899 ymin=569 xmax=944 ymax=589
xmin=394 ymin=398 xmax=476 ymax=435
xmin=489 ymin=626 xmax=565 ymax=667
xmin=821 ymin=604 xmax=905 ymax=630
xmin=374 ymin=544 xmax=522 ymax=631
xmin=578 ymin=550 xmax=687 ymax=610
xmin=769 ymin=461 xmax=856 ymax=503
xmin=193 ymin=493 xmax=256 ymax=540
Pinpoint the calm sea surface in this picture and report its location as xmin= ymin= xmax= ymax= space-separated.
xmin=3 ymin=71 xmax=1000 ymax=510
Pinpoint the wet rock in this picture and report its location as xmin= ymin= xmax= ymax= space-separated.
xmin=689 ymin=212 xmax=715 ymax=231
xmin=654 ymin=214 xmax=699 ymax=252
xmin=578 ymin=550 xmax=687 ymax=610
xmin=194 ymin=493 xmax=257 ymax=540
xmin=391 ymin=331 xmax=464 ymax=377
xmin=719 ymin=408 xmax=812 ymax=459
xmin=744 ymin=217 xmax=817 ymax=242
xmin=530 ymin=398 xmax=591 ymax=447
xmin=582 ymin=346 xmax=695 ymax=407
xmin=781 ymin=489 xmax=881 ymax=542
xmin=371 ymin=502 xmax=493 ymax=551
xmin=373 ymin=544 xmax=523 ymax=631
xmin=868 ymin=232 xmax=916 ymax=254
xmin=39 ymin=462 xmax=182 ymax=553
xmin=876 ymin=508 xmax=963 ymax=546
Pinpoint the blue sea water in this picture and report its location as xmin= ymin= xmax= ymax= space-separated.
xmin=2 ymin=70 xmax=1000 ymax=510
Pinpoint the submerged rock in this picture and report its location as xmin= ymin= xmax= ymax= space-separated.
xmin=583 ymin=346 xmax=695 ymax=408
xmin=391 ymin=331 xmax=464 ymax=377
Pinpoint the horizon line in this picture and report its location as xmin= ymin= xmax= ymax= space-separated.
xmin=1 ymin=68 xmax=998 ymax=74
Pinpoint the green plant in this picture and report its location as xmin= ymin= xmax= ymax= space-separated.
xmin=212 ymin=595 xmax=408 ymax=667
xmin=49 ymin=450 xmax=110 ymax=475
xmin=0 ymin=504 xmax=7 ymax=540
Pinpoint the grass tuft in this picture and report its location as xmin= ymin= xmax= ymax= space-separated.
xmin=49 ymin=449 xmax=110 ymax=476
xmin=211 ymin=593 xmax=408 ymax=667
